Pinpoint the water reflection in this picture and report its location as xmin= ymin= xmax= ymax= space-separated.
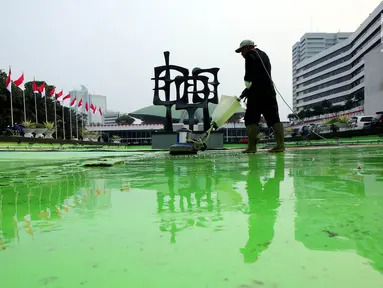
xmin=292 ymin=148 xmax=383 ymax=273
xmin=240 ymin=154 xmax=284 ymax=263
xmin=156 ymin=158 xmax=222 ymax=244
xmin=0 ymin=170 xmax=111 ymax=249
xmin=0 ymin=148 xmax=383 ymax=286
xmin=153 ymin=152 xmax=286 ymax=264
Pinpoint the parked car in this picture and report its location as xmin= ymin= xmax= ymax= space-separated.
xmin=308 ymin=124 xmax=322 ymax=134
xmin=370 ymin=111 xmax=383 ymax=128
xmin=291 ymin=128 xmax=300 ymax=137
xmin=348 ymin=115 xmax=374 ymax=129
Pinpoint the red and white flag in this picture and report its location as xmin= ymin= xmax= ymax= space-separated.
xmin=90 ymin=104 xmax=96 ymax=114
xmin=98 ymin=107 xmax=102 ymax=116
xmin=78 ymin=98 xmax=83 ymax=108
xmin=32 ymin=79 xmax=38 ymax=94
xmin=62 ymin=93 xmax=71 ymax=102
xmin=56 ymin=90 xmax=63 ymax=99
xmin=14 ymin=72 xmax=24 ymax=90
xmin=38 ymin=83 xmax=46 ymax=97
xmin=6 ymin=67 xmax=11 ymax=92
xmin=85 ymin=102 xmax=89 ymax=112
xmin=49 ymin=87 xmax=55 ymax=98
xmin=70 ymin=97 xmax=77 ymax=107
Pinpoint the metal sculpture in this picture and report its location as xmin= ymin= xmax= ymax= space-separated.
xmin=152 ymin=51 xmax=220 ymax=131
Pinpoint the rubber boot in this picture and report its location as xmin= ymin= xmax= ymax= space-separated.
xmin=243 ymin=124 xmax=258 ymax=153
xmin=269 ymin=122 xmax=285 ymax=153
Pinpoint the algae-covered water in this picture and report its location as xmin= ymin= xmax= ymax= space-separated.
xmin=0 ymin=147 xmax=383 ymax=287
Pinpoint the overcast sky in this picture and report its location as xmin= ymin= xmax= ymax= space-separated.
xmin=1 ymin=0 xmax=382 ymax=120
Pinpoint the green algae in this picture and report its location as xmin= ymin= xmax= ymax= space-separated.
xmin=0 ymin=147 xmax=382 ymax=287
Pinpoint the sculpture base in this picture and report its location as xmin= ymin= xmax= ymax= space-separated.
xmin=151 ymin=131 xmax=224 ymax=150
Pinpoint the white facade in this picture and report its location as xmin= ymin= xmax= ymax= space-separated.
xmin=293 ymin=32 xmax=351 ymax=64
xmin=363 ymin=44 xmax=383 ymax=115
xmin=293 ymin=2 xmax=383 ymax=113
xmin=103 ymin=111 xmax=120 ymax=125
xmin=68 ymin=87 xmax=107 ymax=125
xmin=86 ymin=124 xmax=165 ymax=131
xmin=292 ymin=32 xmax=352 ymax=111
xmin=69 ymin=85 xmax=91 ymax=124
xmin=88 ymin=94 xmax=107 ymax=124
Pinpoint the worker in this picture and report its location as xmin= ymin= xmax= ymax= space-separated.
xmin=235 ymin=39 xmax=285 ymax=153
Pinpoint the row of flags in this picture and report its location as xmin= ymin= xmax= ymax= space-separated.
xmin=5 ymin=67 xmax=103 ymax=116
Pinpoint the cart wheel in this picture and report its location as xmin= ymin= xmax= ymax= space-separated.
xmin=201 ymin=143 xmax=207 ymax=151
xmin=192 ymin=142 xmax=200 ymax=150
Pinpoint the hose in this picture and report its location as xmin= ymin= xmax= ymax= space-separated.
xmin=253 ymin=49 xmax=329 ymax=142
xmin=186 ymin=96 xmax=245 ymax=150
xmin=186 ymin=123 xmax=216 ymax=151
xmin=186 ymin=47 xmax=333 ymax=151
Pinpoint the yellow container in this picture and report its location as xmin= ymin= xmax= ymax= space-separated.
xmin=211 ymin=95 xmax=242 ymax=127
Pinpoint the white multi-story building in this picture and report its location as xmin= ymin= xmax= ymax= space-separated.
xmin=69 ymin=88 xmax=107 ymax=125
xmin=293 ymin=32 xmax=352 ymax=64
xmin=293 ymin=2 xmax=383 ymax=113
xmin=69 ymin=85 xmax=90 ymax=109
xmin=88 ymin=94 xmax=106 ymax=124
xmin=103 ymin=111 xmax=120 ymax=125
xmin=364 ymin=43 xmax=383 ymax=115
xmin=69 ymin=85 xmax=92 ymax=125
xmin=292 ymin=32 xmax=352 ymax=111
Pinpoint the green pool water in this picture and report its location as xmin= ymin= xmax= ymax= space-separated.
xmin=0 ymin=147 xmax=383 ymax=287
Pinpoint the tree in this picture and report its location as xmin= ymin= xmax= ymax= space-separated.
xmin=0 ymin=70 xmax=11 ymax=127
xmin=344 ymin=99 xmax=354 ymax=110
xmin=322 ymin=99 xmax=332 ymax=109
xmin=0 ymin=68 xmax=86 ymax=139
xmin=297 ymin=110 xmax=307 ymax=119
xmin=227 ymin=113 xmax=242 ymax=122
xmin=287 ymin=113 xmax=297 ymax=122
xmin=328 ymin=105 xmax=343 ymax=113
xmin=354 ymin=90 xmax=364 ymax=105
xmin=355 ymin=92 xmax=364 ymax=102
xmin=313 ymin=105 xmax=324 ymax=115
xmin=116 ymin=114 xmax=135 ymax=125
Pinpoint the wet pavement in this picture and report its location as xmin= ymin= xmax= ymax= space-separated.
xmin=0 ymin=147 xmax=382 ymax=287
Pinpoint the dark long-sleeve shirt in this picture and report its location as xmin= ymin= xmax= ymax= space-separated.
xmin=244 ymin=48 xmax=276 ymax=100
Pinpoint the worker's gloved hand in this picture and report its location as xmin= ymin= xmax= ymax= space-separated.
xmin=239 ymin=88 xmax=248 ymax=100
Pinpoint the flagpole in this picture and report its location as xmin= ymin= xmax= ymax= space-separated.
xmin=62 ymin=106 xmax=65 ymax=139
xmin=89 ymin=93 xmax=92 ymax=125
xmin=44 ymin=95 xmax=48 ymax=123
xmin=75 ymin=92 xmax=79 ymax=139
xmin=69 ymin=108 xmax=72 ymax=140
xmin=54 ymin=100 xmax=58 ymax=139
xmin=76 ymin=110 xmax=79 ymax=140
xmin=10 ymin=83 xmax=14 ymax=126
xmin=34 ymin=92 xmax=38 ymax=123
xmin=22 ymin=89 xmax=26 ymax=123
xmin=81 ymin=100 xmax=85 ymax=140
